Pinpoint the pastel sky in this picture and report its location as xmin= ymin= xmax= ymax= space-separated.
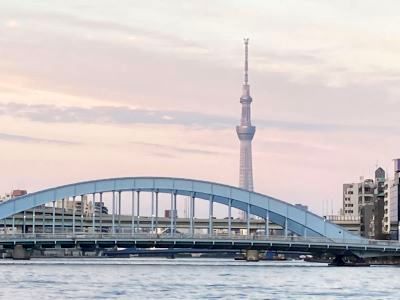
xmin=1 ymin=1 xmax=400 ymax=216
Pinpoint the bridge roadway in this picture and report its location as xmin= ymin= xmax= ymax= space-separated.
xmin=6 ymin=213 xmax=360 ymax=235
xmin=5 ymin=208 xmax=361 ymax=235
xmin=5 ymin=210 xmax=283 ymax=232
xmin=1 ymin=233 xmax=400 ymax=258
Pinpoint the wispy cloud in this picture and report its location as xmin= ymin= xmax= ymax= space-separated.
xmin=0 ymin=102 xmax=232 ymax=127
xmin=1 ymin=102 xmax=399 ymax=135
xmin=131 ymin=141 xmax=223 ymax=157
xmin=0 ymin=132 xmax=80 ymax=145
xmin=0 ymin=11 xmax=206 ymax=53
xmin=259 ymin=138 xmax=334 ymax=153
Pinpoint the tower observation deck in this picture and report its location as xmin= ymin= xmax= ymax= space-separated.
xmin=236 ymin=38 xmax=256 ymax=220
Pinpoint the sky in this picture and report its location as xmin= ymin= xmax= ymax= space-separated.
xmin=1 ymin=1 xmax=400 ymax=216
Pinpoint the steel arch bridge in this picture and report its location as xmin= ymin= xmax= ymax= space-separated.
xmin=0 ymin=176 xmax=361 ymax=241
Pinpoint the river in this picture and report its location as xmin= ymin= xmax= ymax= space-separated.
xmin=0 ymin=258 xmax=398 ymax=299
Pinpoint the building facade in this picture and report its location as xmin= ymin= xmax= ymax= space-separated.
xmin=342 ymin=168 xmax=387 ymax=239
xmin=383 ymin=178 xmax=392 ymax=234
xmin=0 ymin=190 xmax=27 ymax=203
xmin=56 ymin=195 xmax=108 ymax=216
xmin=389 ymin=159 xmax=400 ymax=239
xmin=294 ymin=204 xmax=308 ymax=211
xmin=342 ymin=183 xmax=359 ymax=218
xmin=372 ymin=168 xmax=385 ymax=239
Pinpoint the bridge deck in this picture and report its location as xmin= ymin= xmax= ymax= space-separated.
xmin=1 ymin=234 xmax=399 ymax=256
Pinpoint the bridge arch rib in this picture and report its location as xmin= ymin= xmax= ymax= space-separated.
xmin=0 ymin=177 xmax=363 ymax=241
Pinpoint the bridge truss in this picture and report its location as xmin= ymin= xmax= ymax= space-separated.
xmin=0 ymin=177 xmax=361 ymax=241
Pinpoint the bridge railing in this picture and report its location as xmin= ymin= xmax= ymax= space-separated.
xmin=1 ymin=232 xmax=399 ymax=247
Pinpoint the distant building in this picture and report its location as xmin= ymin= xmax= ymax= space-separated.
xmin=389 ymin=159 xmax=400 ymax=239
xmin=383 ymin=178 xmax=392 ymax=234
xmin=342 ymin=176 xmax=375 ymax=220
xmin=358 ymin=178 xmax=375 ymax=211
xmin=359 ymin=172 xmax=385 ymax=238
xmin=372 ymin=168 xmax=385 ymax=239
xmin=294 ymin=204 xmax=308 ymax=211
xmin=164 ymin=209 xmax=178 ymax=219
xmin=56 ymin=195 xmax=108 ymax=216
xmin=342 ymin=183 xmax=359 ymax=218
xmin=342 ymin=168 xmax=387 ymax=239
xmin=11 ymin=190 xmax=27 ymax=198
xmin=327 ymin=215 xmax=360 ymax=236
xmin=0 ymin=189 xmax=27 ymax=203
xmin=0 ymin=193 xmax=11 ymax=203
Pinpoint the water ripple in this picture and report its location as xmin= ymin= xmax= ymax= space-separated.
xmin=0 ymin=258 xmax=398 ymax=299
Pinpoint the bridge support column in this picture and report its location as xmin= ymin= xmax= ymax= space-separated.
xmin=131 ymin=190 xmax=135 ymax=235
xmin=112 ymin=191 xmax=115 ymax=234
xmin=247 ymin=203 xmax=250 ymax=236
xmin=151 ymin=191 xmax=154 ymax=233
xmin=80 ymin=195 xmax=84 ymax=232
xmin=136 ymin=191 xmax=140 ymax=233
xmin=12 ymin=245 xmax=30 ymax=260
xmin=173 ymin=192 xmax=177 ymax=234
xmin=52 ymin=201 xmax=55 ymax=235
xmin=42 ymin=207 xmax=45 ymax=233
xmin=118 ymin=191 xmax=122 ymax=232
xmin=100 ymin=192 xmax=103 ymax=233
xmin=265 ymin=210 xmax=269 ymax=238
xmin=209 ymin=195 xmax=213 ymax=236
xmin=228 ymin=199 xmax=232 ymax=237
xmin=80 ymin=211 xmax=83 ymax=232
xmin=62 ymin=198 xmax=65 ymax=233
xmin=190 ymin=194 xmax=194 ymax=237
xmin=245 ymin=250 xmax=260 ymax=262
xmin=23 ymin=211 xmax=26 ymax=235
xmin=12 ymin=216 xmax=15 ymax=236
xmin=92 ymin=193 xmax=96 ymax=233
xmin=155 ymin=191 xmax=159 ymax=233
xmin=170 ymin=192 xmax=174 ymax=236
xmin=72 ymin=196 xmax=76 ymax=235
xmin=32 ymin=208 xmax=35 ymax=234
xmin=284 ymin=218 xmax=288 ymax=238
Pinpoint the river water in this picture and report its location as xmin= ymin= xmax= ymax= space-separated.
xmin=0 ymin=258 xmax=398 ymax=299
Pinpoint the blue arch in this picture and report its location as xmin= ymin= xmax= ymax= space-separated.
xmin=0 ymin=177 xmax=363 ymax=241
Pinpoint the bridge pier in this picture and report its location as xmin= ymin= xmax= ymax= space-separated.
xmin=12 ymin=245 xmax=31 ymax=260
xmin=245 ymin=249 xmax=260 ymax=262
xmin=329 ymin=255 xmax=346 ymax=266
xmin=329 ymin=254 xmax=370 ymax=267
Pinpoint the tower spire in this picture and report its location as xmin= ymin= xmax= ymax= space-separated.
xmin=244 ymin=38 xmax=249 ymax=85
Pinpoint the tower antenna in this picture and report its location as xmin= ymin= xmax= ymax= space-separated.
xmin=244 ymin=38 xmax=249 ymax=85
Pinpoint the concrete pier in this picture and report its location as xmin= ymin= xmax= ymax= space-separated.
xmin=12 ymin=245 xmax=31 ymax=260
xmin=245 ymin=250 xmax=259 ymax=262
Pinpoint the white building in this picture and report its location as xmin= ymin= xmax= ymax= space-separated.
xmin=342 ymin=183 xmax=359 ymax=218
xmin=0 ymin=193 xmax=11 ymax=203
xmin=0 ymin=190 xmax=27 ymax=203
xmin=383 ymin=178 xmax=392 ymax=234
xmin=56 ymin=195 xmax=108 ymax=216
xmin=389 ymin=159 xmax=400 ymax=239
xmin=343 ymin=177 xmax=375 ymax=218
